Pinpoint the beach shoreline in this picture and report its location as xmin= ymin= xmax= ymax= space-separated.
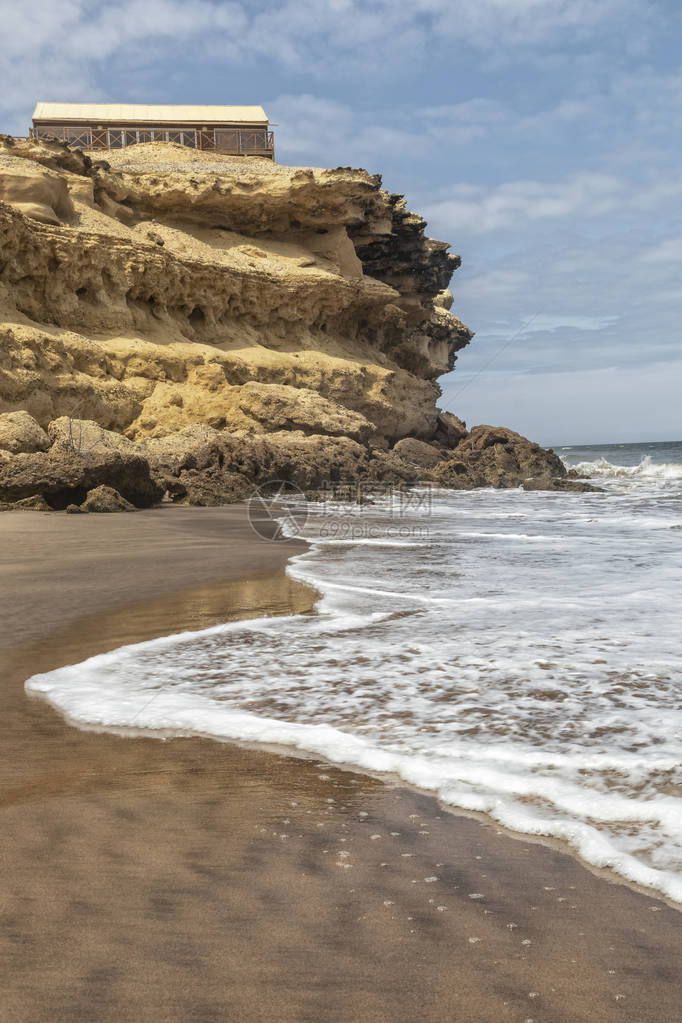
xmin=1 ymin=505 xmax=680 ymax=1022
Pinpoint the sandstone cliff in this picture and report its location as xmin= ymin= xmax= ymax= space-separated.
xmin=0 ymin=135 xmax=569 ymax=509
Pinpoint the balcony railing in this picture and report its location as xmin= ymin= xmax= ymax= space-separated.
xmin=30 ymin=126 xmax=275 ymax=156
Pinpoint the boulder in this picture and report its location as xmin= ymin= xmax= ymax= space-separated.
xmin=367 ymin=449 xmax=419 ymax=484
xmin=48 ymin=417 xmax=138 ymax=455
xmin=140 ymin=425 xmax=225 ymax=482
xmin=142 ymin=425 xmax=371 ymax=505
xmin=522 ymin=475 xmax=602 ymax=493
xmin=393 ymin=437 xmax=446 ymax=469
xmin=0 ymin=411 xmax=50 ymax=454
xmin=265 ymin=431 xmax=370 ymax=492
xmin=236 ymin=383 xmax=375 ymax=444
xmin=0 ymin=163 xmax=74 ymax=225
xmin=435 ymin=425 xmax=567 ymax=490
xmin=0 ymin=447 xmax=163 ymax=509
xmin=13 ymin=494 xmax=52 ymax=511
xmin=81 ymin=485 xmax=135 ymax=512
xmin=142 ymin=427 xmax=267 ymax=505
xmin=434 ymin=411 xmax=468 ymax=448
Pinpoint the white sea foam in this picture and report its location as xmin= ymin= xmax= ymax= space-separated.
xmin=568 ymin=455 xmax=682 ymax=482
xmin=26 ymin=637 xmax=682 ymax=902
xmin=25 ymin=443 xmax=682 ymax=904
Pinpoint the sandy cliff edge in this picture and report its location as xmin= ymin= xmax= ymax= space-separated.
xmin=0 ymin=135 xmax=577 ymax=508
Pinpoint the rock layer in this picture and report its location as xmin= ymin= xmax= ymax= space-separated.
xmin=0 ymin=135 xmax=567 ymax=505
xmin=0 ymin=445 xmax=161 ymax=509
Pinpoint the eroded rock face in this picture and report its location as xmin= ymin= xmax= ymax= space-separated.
xmin=0 ymin=137 xmax=469 ymax=444
xmin=0 ymin=136 xmax=568 ymax=501
xmin=47 ymin=415 xmax=138 ymax=454
xmin=141 ymin=427 xmax=373 ymax=506
xmin=0 ymin=445 xmax=162 ymax=509
xmin=522 ymin=474 xmax=601 ymax=493
xmin=236 ymin=382 xmax=375 ymax=443
xmin=0 ymin=160 xmax=74 ymax=225
xmin=434 ymin=426 xmax=567 ymax=490
xmin=0 ymin=411 xmax=50 ymax=453
xmin=392 ymin=438 xmax=446 ymax=469
xmin=434 ymin=411 xmax=468 ymax=447
xmin=11 ymin=494 xmax=52 ymax=512
xmin=81 ymin=484 xmax=136 ymax=512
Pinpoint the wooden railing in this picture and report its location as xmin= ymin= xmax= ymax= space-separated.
xmin=30 ymin=126 xmax=275 ymax=157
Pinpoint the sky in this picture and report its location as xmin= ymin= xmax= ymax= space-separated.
xmin=1 ymin=0 xmax=680 ymax=444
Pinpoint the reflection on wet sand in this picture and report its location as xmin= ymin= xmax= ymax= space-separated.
xmin=0 ymin=506 xmax=680 ymax=1022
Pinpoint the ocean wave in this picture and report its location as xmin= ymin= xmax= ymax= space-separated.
xmin=25 ymin=644 xmax=682 ymax=905
xmin=23 ymin=475 xmax=682 ymax=907
xmin=567 ymin=455 xmax=682 ymax=480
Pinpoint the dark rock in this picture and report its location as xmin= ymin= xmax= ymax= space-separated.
xmin=393 ymin=437 xmax=446 ymax=468
xmin=0 ymin=416 xmax=588 ymax=510
xmin=366 ymin=450 xmax=418 ymax=484
xmin=434 ymin=411 xmax=468 ymax=448
xmin=435 ymin=425 xmax=567 ymax=490
xmin=0 ymin=447 xmax=162 ymax=509
xmin=13 ymin=494 xmax=52 ymax=511
xmin=164 ymin=471 xmax=250 ymax=506
xmin=348 ymin=192 xmax=473 ymax=379
xmin=522 ymin=475 xmax=602 ymax=493
xmin=350 ymin=194 xmax=459 ymax=298
xmin=143 ymin=427 xmax=373 ymax=505
xmin=81 ymin=485 xmax=135 ymax=512
xmin=139 ymin=422 xmax=586 ymax=504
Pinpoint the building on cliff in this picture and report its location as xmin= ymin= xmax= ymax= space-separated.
xmin=30 ymin=103 xmax=274 ymax=158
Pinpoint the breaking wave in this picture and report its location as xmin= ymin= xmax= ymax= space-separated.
xmin=571 ymin=455 xmax=682 ymax=481
xmin=25 ymin=440 xmax=682 ymax=905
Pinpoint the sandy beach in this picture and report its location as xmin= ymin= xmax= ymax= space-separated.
xmin=0 ymin=505 xmax=680 ymax=1023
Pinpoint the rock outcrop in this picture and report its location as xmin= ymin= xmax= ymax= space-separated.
xmin=0 ymin=135 xmax=567 ymax=506
xmin=0 ymin=410 xmax=50 ymax=453
xmin=0 ymin=431 xmax=162 ymax=509
xmin=80 ymin=484 xmax=136 ymax=512
xmin=522 ymin=474 xmax=600 ymax=493
xmin=434 ymin=426 xmax=566 ymax=490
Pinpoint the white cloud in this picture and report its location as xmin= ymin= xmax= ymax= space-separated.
xmin=237 ymin=0 xmax=657 ymax=67
xmin=0 ymin=0 xmax=246 ymax=123
xmin=522 ymin=314 xmax=621 ymax=333
xmin=418 ymin=0 xmax=647 ymax=48
xmin=0 ymin=0 xmax=662 ymax=127
xmin=267 ymin=94 xmax=426 ymax=169
xmin=435 ymin=208 xmax=682 ymax=416
xmin=422 ymin=173 xmax=626 ymax=236
xmin=638 ymin=236 xmax=682 ymax=265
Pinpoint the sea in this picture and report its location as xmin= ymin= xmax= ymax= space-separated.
xmin=26 ymin=441 xmax=682 ymax=903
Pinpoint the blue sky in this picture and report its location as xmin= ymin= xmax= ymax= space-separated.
xmin=1 ymin=0 xmax=680 ymax=444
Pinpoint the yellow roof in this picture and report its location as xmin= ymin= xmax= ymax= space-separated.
xmin=32 ymin=102 xmax=269 ymax=125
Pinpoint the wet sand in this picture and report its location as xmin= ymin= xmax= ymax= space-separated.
xmin=0 ymin=506 xmax=680 ymax=1022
